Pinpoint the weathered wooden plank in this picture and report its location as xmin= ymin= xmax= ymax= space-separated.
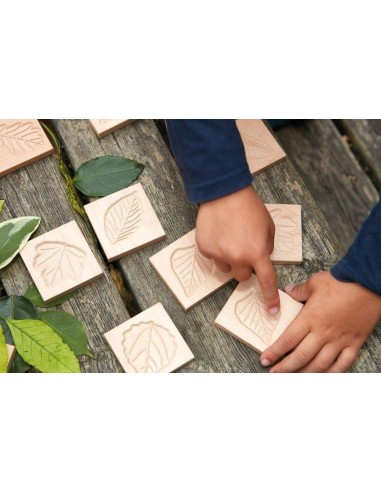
xmin=338 ymin=119 xmax=381 ymax=188
xmin=275 ymin=119 xmax=379 ymax=249
xmin=275 ymin=119 xmax=381 ymax=371
xmin=0 ymin=152 xmax=131 ymax=372
xmin=53 ymin=119 xmax=379 ymax=372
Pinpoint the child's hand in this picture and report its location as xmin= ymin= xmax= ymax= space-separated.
xmin=196 ymin=185 xmax=280 ymax=314
xmin=261 ymin=271 xmax=381 ymax=372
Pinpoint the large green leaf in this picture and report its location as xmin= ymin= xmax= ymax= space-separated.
xmin=0 ymin=295 xmax=39 ymax=372
xmin=0 ymin=216 xmax=40 ymax=269
xmin=0 ymin=326 xmax=7 ymax=373
xmin=0 ymin=295 xmax=40 ymax=342
xmin=6 ymin=318 xmax=80 ymax=373
xmin=0 ymin=200 xmax=4 ymax=216
xmin=40 ymin=311 xmax=92 ymax=357
xmin=23 ymin=283 xmax=75 ymax=308
xmin=73 ymin=156 xmax=144 ymax=197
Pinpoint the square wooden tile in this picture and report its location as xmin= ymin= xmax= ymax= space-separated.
xmin=236 ymin=119 xmax=286 ymax=175
xmin=149 ymin=229 xmax=234 ymax=311
xmin=104 ymin=303 xmax=194 ymax=373
xmin=89 ymin=119 xmax=136 ymax=138
xmin=215 ymin=274 xmax=303 ymax=354
xmin=84 ymin=183 xmax=166 ymax=261
xmin=0 ymin=120 xmax=54 ymax=177
xmin=19 ymin=220 xmax=103 ymax=302
xmin=7 ymin=344 xmax=16 ymax=370
xmin=266 ymin=204 xmax=303 ymax=264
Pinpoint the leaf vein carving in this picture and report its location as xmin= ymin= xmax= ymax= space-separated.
xmin=0 ymin=121 xmax=43 ymax=155
xmin=33 ymin=241 xmax=87 ymax=287
xmin=269 ymin=208 xmax=298 ymax=253
xmin=171 ymin=245 xmax=214 ymax=297
xmin=240 ymin=131 xmax=273 ymax=159
xmin=122 ymin=321 xmax=177 ymax=373
xmin=235 ymin=290 xmax=279 ymax=345
xmin=104 ymin=191 xmax=143 ymax=244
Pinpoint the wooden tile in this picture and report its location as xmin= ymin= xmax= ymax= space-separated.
xmin=6 ymin=344 xmax=16 ymax=370
xmin=19 ymin=221 xmax=103 ymax=302
xmin=89 ymin=119 xmax=136 ymax=138
xmin=104 ymin=303 xmax=194 ymax=373
xmin=84 ymin=183 xmax=166 ymax=261
xmin=149 ymin=229 xmax=234 ymax=311
xmin=236 ymin=119 xmax=286 ymax=175
xmin=266 ymin=204 xmax=303 ymax=264
xmin=0 ymin=120 xmax=54 ymax=177
xmin=215 ymin=274 xmax=303 ymax=354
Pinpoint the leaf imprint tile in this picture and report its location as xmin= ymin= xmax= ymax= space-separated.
xmin=89 ymin=119 xmax=136 ymax=138
xmin=20 ymin=221 xmax=103 ymax=302
xmin=149 ymin=229 xmax=234 ymax=311
xmin=0 ymin=120 xmax=54 ymax=177
xmin=215 ymin=274 xmax=303 ymax=354
xmin=104 ymin=303 xmax=194 ymax=373
xmin=236 ymin=119 xmax=286 ymax=175
xmin=84 ymin=183 xmax=166 ymax=261
xmin=265 ymin=204 xmax=303 ymax=264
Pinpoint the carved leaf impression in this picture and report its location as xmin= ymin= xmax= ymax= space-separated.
xmin=33 ymin=241 xmax=87 ymax=287
xmin=104 ymin=191 xmax=143 ymax=244
xmin=122 ymin=321 xmax=177 ymax=373
xmin=171 ymin=245 xmax=215 ymax=297
xmin=0 ymin=121 xmax=43 ymax=155
xmin=270 ymin=208 xmax=298 ymax=252
xmin=240 ymin=132 xmax=273 ymax=159
xmin=235 ymin=290 xmax=279 ymax=345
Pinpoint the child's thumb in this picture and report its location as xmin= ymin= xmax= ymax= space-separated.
xmin=284 ymin=281 xmax=312 ymax=302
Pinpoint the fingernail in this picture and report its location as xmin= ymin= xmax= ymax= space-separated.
xmin=285 ymin=284 xmax=295 ymax=293
xmin=261 ymin=358 xmax=271 ymax=367
xmin=269 ymin=306 xmax=279 ymax=316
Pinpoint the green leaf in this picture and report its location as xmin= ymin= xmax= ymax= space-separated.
xmin=73 ymin=156 xmax=144 ymax=197
xmin=23 ymin=283 xmax=76 ymax=307
xmin=0 ymin=326 xmax=7 ymax=373
xmin=40 ymin=311 xmax=92 ymax=357
xmin=0 ymin=200 xmax=4 ymax=216
xmin=6 ymin=318 xmax=80 ymax=373
xmin=0 ymin=295 xmax=39 ymax=372
xmin=0 ymin=216 xmax=40 ymax=270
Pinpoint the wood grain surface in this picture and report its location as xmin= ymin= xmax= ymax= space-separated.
xmin=339 ymin=119 xmax=381 ymax=188
xmin=52 ymin=119 xmax=380 ymax=372
xmin=0 ymin=152 xmax=131 ymax=372
xmin=275 ymin=119 xmax=379 ymax=249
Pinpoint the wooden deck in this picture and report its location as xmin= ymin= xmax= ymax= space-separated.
xmin=0 ymin=119 xmax=380 ymax=372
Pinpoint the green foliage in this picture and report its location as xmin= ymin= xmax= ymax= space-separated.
xmin=73 ymin=156 xmax=144 ymax=196
xmin=0 ymin=295 xmax=39 ymax=373
xmin=23 ymin=283 xmax=75 ymax=308
xmin=6 ymin=318 xmax=80 ymax=373
xmin=0 ymin=216 xmax=40 ymax=269
xmin=40 ymin=311 xmax=92 ymax=357
xmin=0 ymin=200 xmax=4 ymax=216
xmin=0 ymin=327 xmax=7 ymax=373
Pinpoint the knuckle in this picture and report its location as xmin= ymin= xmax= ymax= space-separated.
xmin=234 ymin=271 xmax=252 ymax=282
xmin=340 ymin=351 xmax=357 ymax=371
xmin=281 ymin=334 xmax=295 ymax=350
xmin=197 ymin=241 xmax=213 ymax=259
xmin=294 ymin=350 xmax=309 ymax=365
xmin=227 ymin=250 xmax=244 ymax=264
xmin=314 ymin=358 xmax=330 ymax=372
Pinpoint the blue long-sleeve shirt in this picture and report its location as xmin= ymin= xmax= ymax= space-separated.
xmin=166 ymin=119 xmax=381 ymax=297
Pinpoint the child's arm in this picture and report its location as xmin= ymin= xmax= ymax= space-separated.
xmin=261 ymin=199 xmax=381 ymax=372
xmin=166 ymin=119 xmax=280 ymax=314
